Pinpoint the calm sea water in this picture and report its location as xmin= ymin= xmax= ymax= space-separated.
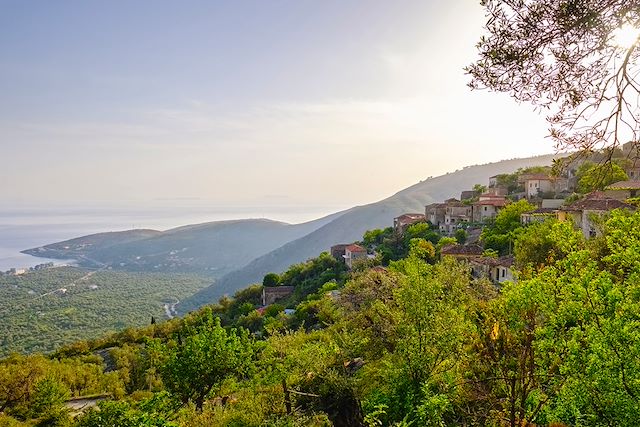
xmin=0 ymin=205 xmax=341 ymax=271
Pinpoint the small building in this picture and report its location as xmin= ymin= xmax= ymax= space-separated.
xmin=262 ymin=286 xmax=295 ymax=306
xmin=488 ymin=175 xmax=499 ymax=188
xmin=523 ymin=174 xmax=555 ymax=198
xmin=330 ymin=244 xmax=350 ymax=262
xmin=604 ymin=180 xmax=640 ymax=200
xmin=557 ymin=192 xmax=635 ymax=238
xmin=425 ymin=202 xmax=448 ymax=228
xmin=460 ymin=190 xmax=476 ymax=201
xmin=472 ymin=195 xmax=507 ymax=222
xmin=440 ymin=244 xmax=484 ymax=262
xmin=344 ymin=244 xmax=368 ymax=269
xmin=520 ymin=208 xmax=557 ymax=225
xmin=470 ymin=256 xmax=515 ymax=284
xmin=393 ymin=213 xmax=426 ymax=234
xmin=442 ymin=201 xmax=472 ymax=235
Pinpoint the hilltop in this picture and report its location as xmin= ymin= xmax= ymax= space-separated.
xmin=179 ymin=153 xmax=561 ymax=312
xmin=23 ymin=215 xmax=342 ymax=277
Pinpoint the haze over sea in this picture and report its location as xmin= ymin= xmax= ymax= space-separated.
xmin=0 ymin=204 xmax=344 ymax=271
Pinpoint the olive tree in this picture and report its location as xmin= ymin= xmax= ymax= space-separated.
xmin=468 ymin=1 xmax=640 ymax=154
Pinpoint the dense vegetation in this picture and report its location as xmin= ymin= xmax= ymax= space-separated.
xmin=3 ymin=208 xmax=640 ymax=426
xmin=0 ymin=268 xmax=210 ymax=356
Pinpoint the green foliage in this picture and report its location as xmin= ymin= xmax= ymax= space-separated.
xmin=407 ymin=238 xmax=435 ymax=262
xmin=158 ymin=310 xmax=254 ymax=410
xmin=0 ymin=267 xmax=210 ymax=356
xmin=577 ymin=162 xmax=628 ymax=193
xmin=30 ymin=376 xmax=70 ymax=420
xmin=454 ymin=229 xmax=467 ymax=244
xmin=473 ymin=183 xmax=487 ymax=195
xmin=263 ymin=273 xmax=281 ymax=287
xmin=514 ymin=219 xmax=583 ymax=269
xmin=8 ymin=209 xmax=640 ymax=426
xmin=481 ymin=199 xmax=535 ymax=255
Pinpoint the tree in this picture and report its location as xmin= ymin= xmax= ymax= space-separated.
xmin=481 ymin=199 xmax=536 ymax=255
xmin=158 ymin=311 xmax=254 ymax=411
xmin=473 ymin=183 xmax=488 ymax=195
xmin=468 ymin=1 xmax=640 ymax=153
xmin=262 ymin=272 xmax=281 ymax=287
xmin=577 ymin=161 xmax=628 ymax=193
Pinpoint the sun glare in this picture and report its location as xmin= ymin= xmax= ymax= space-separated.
xmin=613 ymin=23 xmax=640 ymax=48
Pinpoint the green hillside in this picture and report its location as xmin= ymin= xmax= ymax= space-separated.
xmin=0 ymin=267 xmax=210 ymax=356
xmin=23 ymin=215 xmax=342 ymax=277
xmin=180 ymin=154 xmax=561 ymax=312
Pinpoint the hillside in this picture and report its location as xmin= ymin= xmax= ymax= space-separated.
xmin=23 ymin=214 xmax=342 ymax=277
xmin=179 ymin=154 xmax=561 ymax=312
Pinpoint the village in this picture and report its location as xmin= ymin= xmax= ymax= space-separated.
xmin=325 ymin=145 xmax=640 ymax=292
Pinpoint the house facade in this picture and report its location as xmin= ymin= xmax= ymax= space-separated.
xmin=442 ymin=201 xmax=472 ymax=234
xmin=470 ymin=256 xmax=515 ymax=284
xmin=472 ymin=194 xmax=507 ymax=222
xmin=344 ymin=244 xmax=368 ymax=269
xmin=557 ymin=192 xmax=634 ymax=238
xmin=393 ymin=213 xmax=426 ymax=234
xmin=604 ymin=180 xmax=640 ymax=200
xmin=262 ymin=286 xmax=295 ymax=306
xmin=520 ymin=208 xmax=558 ymax=225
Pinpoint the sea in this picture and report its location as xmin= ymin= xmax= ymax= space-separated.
xmin=0 ymin=204 xmax=342 ymax=272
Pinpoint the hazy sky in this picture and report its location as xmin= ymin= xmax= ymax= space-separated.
xmin=0 ymin=0 xmax=553 ymax=210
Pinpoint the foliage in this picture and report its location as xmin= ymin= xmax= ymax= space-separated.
xmin=577 ymin=161 xmax=629 ymax=193
xmin=6 ymin=210 xmax=640 ymax=425
xmin=0 ymin=267 xmax=210 ymax=356
xmin=157 ymin=310 xmax=254 ymax=410
xmin=263 ymin=273 xmax=281 ymax=287
xmin=468 ymin=0 xmax=640 ymax=152
xmin=481 ymin=199 xmax=535 ymax=255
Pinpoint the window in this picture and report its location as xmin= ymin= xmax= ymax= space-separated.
xmin=502 ymin=268 xmax=506 ymax=278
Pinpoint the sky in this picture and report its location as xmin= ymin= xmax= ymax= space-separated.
xmin=0 ymin=0 xmax=554 ymax=212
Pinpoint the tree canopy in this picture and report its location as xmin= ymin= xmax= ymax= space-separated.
xmin=468 ymin=1 xmax=640 ymax=153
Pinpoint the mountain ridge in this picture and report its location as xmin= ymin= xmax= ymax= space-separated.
xmin=178 ymin=153 xmax=562 ymax=312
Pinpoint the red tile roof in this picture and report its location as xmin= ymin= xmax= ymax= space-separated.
xmin=606 ymin=180 xmax=640 ymax=190
xmin=346 ymin=244 xmax=366 ymax=252
xmin=565 ymin=192 xmax=634 ymax=211
xmin=395 ymin=213 xmax=426 ymax=222
xmin=441 ymin=244 xmax=483 ymax=256
xmin=474 ymin=199 xmax=507 ymax=207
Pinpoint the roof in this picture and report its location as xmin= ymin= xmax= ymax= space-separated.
xmin=565 ymin=192 xmax=634 ymax=211
xmin=478 ymin=193 xmax=506 ymax=199
xmin=523 ymin=208 xmax=557 ymax=215
xmin=425 ymin=202 xmax=448 ymax=210
xmin=346 ymin=244 xmax=367 ymax=253
xmin=395 ymin=213 xmax=425 ymax=221
xmin=474 ymin=199 xmax=507 ymax=207
xmin=606 ymin=180 xmax=640 ymax=190
xmin=330 ymin=243 xmax=350 ymax=250
xmin=441 ymin=244 xmax=483 ymax=256
xmin=471 ymin=255 xmax=514 ymax=267
xmin=523 ymin=173 xmax=553 ymax=181
xmin=263 ymin=286 xmax=295 ymax=293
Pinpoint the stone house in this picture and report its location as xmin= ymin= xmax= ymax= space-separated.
xmin=442 ymin=201 xmax=472 ymax=235
xmin=523 ymin=174 xmax=555 ymax=198
xmin=557 ymin=192 xmax=635 ymax=238
xmin=472 ymin=194 xmax=507 ymax=222
xmin=393 ymin=213 xmax=426 ymax=234
xmin=440 ymin=244 xmax=484 ymax=262
xmin=344 ymin=244 xmax=368 ymax=269
xmin=470 ymin=256 xmax=515 ymax=284
xmin=330 ymin=244 xmax=350 ymax=262
xmin=262 ymin=286 xmax=295 ymax=306
xmin=604 ymin=180 xmax=640 ymax=200
xmin=425 ymin=202 xmax=448 ymax=228
xmin=520 ymin=208 xmax=558 ymax=225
